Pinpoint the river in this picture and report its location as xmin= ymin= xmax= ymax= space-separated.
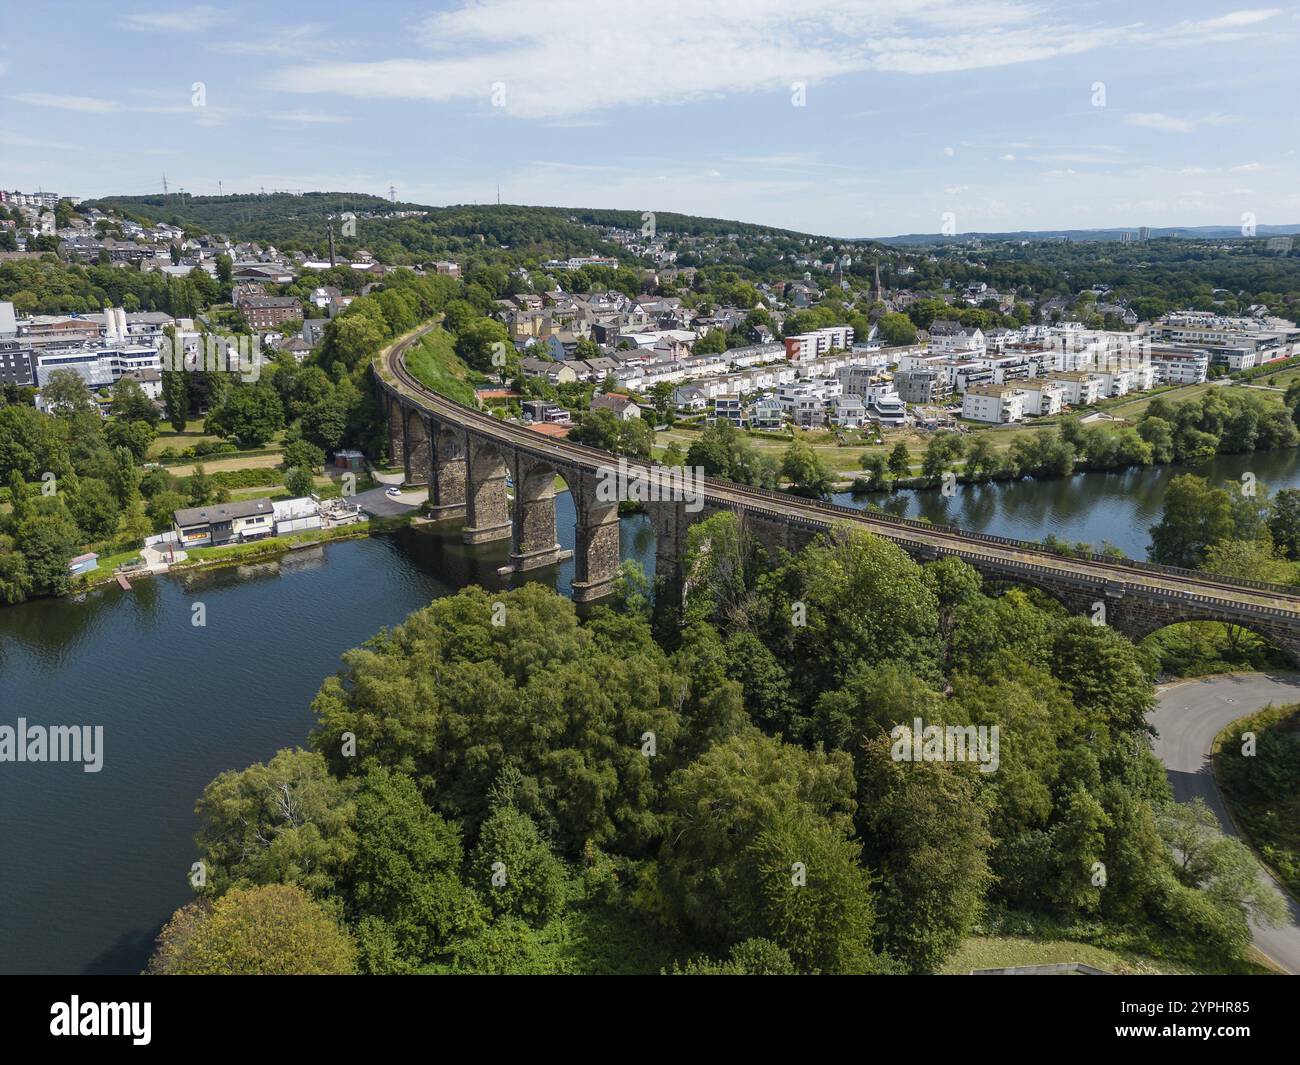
xmin=1 ymin=449 xmax=1297 ymax=974
xmin=836 ymin=447 xmax=1300 ymax=558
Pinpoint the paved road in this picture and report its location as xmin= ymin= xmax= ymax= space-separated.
xmin=1152 ymin=673 xmax=1300 ymax=973
xmin=354 ymin=483 xmax=425 ymax=518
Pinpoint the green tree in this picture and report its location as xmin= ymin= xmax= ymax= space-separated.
xmin=886 ymin=441 xmax=911 ymax=487
xmin=161 ymin=370 xmax=189 ymax=432
xmin=281 ymin=438 xmax=326 ymax=473
xmin=349 ymin=767 xmax=483 ymax=963
xmin=780 ymin=439 xmax=835 ymax=498
xmin=194 ymin=748 xmax=357 ymax=897
xmin=207 ymin=383 xmax=285 ymax=448
xmin=148 ymin=884 xmax=356 ymax=975
xmin=14 ymin=510 xmax=79 ymax=595
xmin=284 ymin=466 xmax=315 ymax=497
xmin=110 ymin=376 xmax=160 ymax=428
xmin=67 ymin=478 xmax=120 ymax=541
xmin=858 ymin=732 xmax=992 ymax=972
xmin=469 ymin=769 xmax=566 ymax=926
xmin=877 ymin=312 xmax=918 ymax=347
xmin=1149 ymin=475 xmax=1235 ymax=568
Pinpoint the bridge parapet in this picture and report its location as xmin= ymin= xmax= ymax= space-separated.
xmin=375 ymin=339 xmax=1300 ymax=662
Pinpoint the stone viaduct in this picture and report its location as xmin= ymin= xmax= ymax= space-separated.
xmin=375 ymin=326 xmax=1300 ymax=658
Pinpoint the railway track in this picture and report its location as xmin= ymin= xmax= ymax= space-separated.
xmin=380 ymin=325 xmax=1300 ymax=620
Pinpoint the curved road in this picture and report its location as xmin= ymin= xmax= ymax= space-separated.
xmin=1152 ymin=673 xmax=1300 ymax=973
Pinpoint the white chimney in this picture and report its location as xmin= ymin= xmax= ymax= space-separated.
xmin=115 ymin=307 xmax=128 ymax=340
xmin=103 ymin=306 xmax=118 ymax=343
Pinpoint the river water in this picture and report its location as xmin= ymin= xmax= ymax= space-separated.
xmin=1 ymin=450 xmax=1296 ymax=974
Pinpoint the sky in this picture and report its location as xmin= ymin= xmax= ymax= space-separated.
xmin=3 ymin=0 xmax=1299 ymax=237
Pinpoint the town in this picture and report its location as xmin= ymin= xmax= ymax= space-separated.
xmin=2 ymin=0 xmax=1300 ymax=1005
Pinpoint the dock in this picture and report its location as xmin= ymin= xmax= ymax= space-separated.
xmin=115 ymin=574 xmax=132 ymax=591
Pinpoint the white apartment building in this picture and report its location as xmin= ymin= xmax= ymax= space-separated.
xmin=929 ymin=320 xmax=986 ymax=356
xmin=1048 ymin=372 xmax=1104 ymax=406
xmin=35 ymin=344 xmax=161 ymax=388
xmin=783 ymin=325 xmax=854 ymax=361
xmin=1018 ymin=381 xmax=1065 ymax=416
xmin=1150 ymin=349 xmax=1209 ymax=385
xmin=962 ymin=384 xmax=1025 ymax=424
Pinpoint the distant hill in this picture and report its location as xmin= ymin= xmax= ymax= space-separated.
xmin=874 ymin=224 xmax=1300 ymax=246
xmin=83 ymin=193 xmax=850 ymax=266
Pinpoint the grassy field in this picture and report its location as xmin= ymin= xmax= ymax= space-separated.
xmin=404 ymin=327 xmax=481 ymax=406
xmin=653 ymin=421 xmax=1056 ymax=477
xmin=147 ymin=418 xmax=226 ymax=458
xmin=166 ymin=453 xmax=285 ymax=477
xmin=1248 ymin=365 xmax=1300 ymax=390
xmin=937 ymin=936 xmax=1185 ymax=975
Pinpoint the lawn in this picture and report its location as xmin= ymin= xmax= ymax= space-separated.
xmin=654 ymin=421 xmax=1056 ymax=478
xmin=166 ymin=452 xmax=285 ymax=477
xmin=404 ymin=327 xmax=481 ymax=406
xmin=147 ymin=418 xmax=225 ymax=458
xmin=938 ymin=936 xmax=1192 ymax=975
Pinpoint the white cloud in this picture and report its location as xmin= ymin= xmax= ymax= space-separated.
xmin=1231 ymin=161 xmax=1264 ymax=172
xmin=1000 ymin=154 xmax=1017 ymax=161
xmin=210 ymin=24 xmax=331 ymax=57
xmin=269 ymin=110 xmax=350 ymax=124
xmin=1171 ymin=8 xmax=1281 ymax=36
xmin=123 ymin=5 xmax=226 ymax=32
xmin=1125 ymin=111 xmax=1234 ymax=133
xmin=267 ymin=0 xmax=1162 ymax=119
xmin=12 ymin=92 xmax=119 ymax=113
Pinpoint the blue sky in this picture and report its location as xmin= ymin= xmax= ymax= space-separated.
xmin=3 ymin=1 xmax=1299 ymax=236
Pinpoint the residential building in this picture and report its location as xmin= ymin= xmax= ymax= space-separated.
xmin=751 ymin=396 xmax=785 ymax=429
xmin=172 ymin=498 xmax=277 ymax=547
xmin=1149 ymin=348 xmax=1209 ymax=385
xmin=893 ymin=368 xmax=950 ymax=405
xmin=1048 ymin=371 xmax=1104 ymax=406
xmin=1018 ymin=381 xmax=1065 ymax=416
xmin=590 ymin=393 xmax=641 ymax=420
xmin=783 ymin=325 xmax=854 ymax=361
xmin=929 ymin=320 xmax=986 ymax=356
xmin=712 ymin=395 xmax=746 ymax=426
xmin=519 ymin=357 xmax=577 ymax=385
xmin=831 ymin=394 xmax=867 ymax=428
xmin=235 ymin=294 xmax=303 ymax=330
xmin=962 ymin=384 xmax=1025 ymax=424
xmin=522 ymin=400 xmax=571 ymax=425
xmin=673 ymin=385 xmax=708 ymax=413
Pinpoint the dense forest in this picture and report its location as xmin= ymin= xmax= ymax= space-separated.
xmin=145 ymin=517 xmax=1284 ymax=975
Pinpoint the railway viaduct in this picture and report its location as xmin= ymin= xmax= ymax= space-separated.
xmin=374 ymin=326 xmax=1300 ymax=658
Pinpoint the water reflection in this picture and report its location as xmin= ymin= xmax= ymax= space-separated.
xmin=839 ymin=448 xmax=1300 ymax=559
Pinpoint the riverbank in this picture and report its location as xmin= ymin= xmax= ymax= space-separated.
xmin=68 ymin=518 xmax=413 ymax=596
